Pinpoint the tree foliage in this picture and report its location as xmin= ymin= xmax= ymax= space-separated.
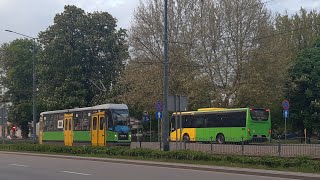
xmin=287 ymin=40 xmax=320 ymax=136
xmin=38 ymin=5 xmax=128 ymax=110
xmin=118 ymin=0 xmax=272 ymax=115
xmin=0 ymin=39 xmax=37 ymax=138
xmin=2 ymin=2 xmax=320 ymax=136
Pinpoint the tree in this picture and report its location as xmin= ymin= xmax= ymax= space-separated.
xmin=258 ymin=8 xmax=320 ymax=133
xmin=38 ymin=5 xmax=128 ymax=111
xmin=0 ymin=39 xmax=38 ymax=138
xmin=117 ymin=0 xmax=205 ymax=116
xmin=118 ymin=0 xmax=272 ymax=117
xmin=287 ymin=39 xmax=320 ymax=137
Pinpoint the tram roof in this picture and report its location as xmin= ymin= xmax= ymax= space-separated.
xmin=40 ymin=103 xmax=128 ymax=115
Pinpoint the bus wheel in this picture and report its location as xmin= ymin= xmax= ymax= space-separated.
xmin=216 ymin=134 xmax=225 ymax=144
xmin=183 ymin=134 xmax=190 ymax=142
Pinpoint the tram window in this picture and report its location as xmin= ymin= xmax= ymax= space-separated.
xmin=43 ymin=115 xmax=49 ymax=131
xmin=77 ymin=112 xmax=83 ymax=130
xmin=47 ymin=120 xmax=54 ymax=131
xmin=58 ymin=120 xmax=63 ymax=129
xmin=100 ymin=117 xmax=105 ymax=130
xmin=74 ymin=114 xmax=81 ymax=130
xmin=93 ymin=117 xmax=97 ymax=130
xmin=56 ymin=114 xmax=64 ymax=131
xmin=59 ymin=113 xmax=64 ymax=120
xmin=68 ymin=119 xmax=72 ymax=130
xmin=53 ymin=114 xmax=58 ymax=131
xmin=82 ymin=112 xmax=90 ymax=130
xmin=106 ymin=117 xmax=112 ymax=129
xmin=46 ymin=115 xmax=54 ymax=131
xmin=64 ymin=119 xmax=68 ymax=131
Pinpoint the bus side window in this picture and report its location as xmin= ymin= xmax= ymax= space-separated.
xmin=204 ymin=117 xmax=208 ymax=128
xmin=207 ymin=114 xmax=218 ymax=127
xmin=184 ymin=116 xmax=193 ymax=128
xmin=170 ymin=116 xmax=176 ymax=131
xmin=194 ymin=116 xmax=205 ymax=128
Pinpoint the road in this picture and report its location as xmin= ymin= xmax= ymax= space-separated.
xmin=0 ymin=153 xmax=298 ymax=180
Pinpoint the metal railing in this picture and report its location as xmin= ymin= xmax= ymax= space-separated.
xmin=131 ymin=137 xmax=320 ymax=158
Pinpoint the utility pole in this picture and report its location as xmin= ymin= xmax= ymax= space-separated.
xmin=162 ymin=0 xmax=170 ymax=151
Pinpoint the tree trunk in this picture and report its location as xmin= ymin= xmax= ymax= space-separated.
xmin=20 ymin=121 xmax=30 ymax=139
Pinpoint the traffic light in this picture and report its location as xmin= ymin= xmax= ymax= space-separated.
xmin=12 ymin=126 xmax=16 ymax=131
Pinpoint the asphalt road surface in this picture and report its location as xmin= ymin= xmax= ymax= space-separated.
xmin=0 ymin=153 xmax=296 ymax=180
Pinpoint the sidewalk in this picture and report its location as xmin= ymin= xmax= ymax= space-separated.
xmin=1 ymin=151 xmax=319 ymax=180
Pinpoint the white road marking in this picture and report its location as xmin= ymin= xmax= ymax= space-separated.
xmin=61 ymin=171 xmax=92 ymax=176
xmin=10 ymin=164 xmax=28 ymax=167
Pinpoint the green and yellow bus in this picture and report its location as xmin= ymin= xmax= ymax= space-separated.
xmin=39 ymin=104 xmax=131 ymax=146
xmin=170 ymin=108 xmax=271 ymax=143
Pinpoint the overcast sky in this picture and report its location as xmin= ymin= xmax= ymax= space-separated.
xmin=1 ymin=0 xmax=320 ymax=44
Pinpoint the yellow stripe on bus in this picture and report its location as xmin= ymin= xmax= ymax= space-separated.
xmin=170 ymin=128 xmax=196 ymax=141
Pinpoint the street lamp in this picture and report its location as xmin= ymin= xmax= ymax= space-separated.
xmin=162 ymin=0 xmax=169 ymax=151
xmin=4 ymin=29 xmax=37 ymax=143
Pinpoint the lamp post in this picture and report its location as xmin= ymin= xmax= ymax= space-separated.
xmin=5 ymin=30 xmax=37 ymax=143
xmin=162 ymin=0 xmax=169 ymax=151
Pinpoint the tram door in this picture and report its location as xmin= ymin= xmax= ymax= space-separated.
xmin=91 ymin=112 xmax=106 ymax=146
xmin=39 ymin=116 xmax=43 ymax=145
xmin=64 ymin=113 xmax=74 ymax=146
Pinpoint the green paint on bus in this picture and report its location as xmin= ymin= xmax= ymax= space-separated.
xmin=171 ymin=108 xmax=271 ymax=143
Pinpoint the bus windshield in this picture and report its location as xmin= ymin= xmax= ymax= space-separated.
xmin=250 ymin=109 xmax=269 ymax=121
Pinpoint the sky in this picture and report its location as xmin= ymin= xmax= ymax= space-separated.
xmin=0 ymin=0 xmax=320 ymax=44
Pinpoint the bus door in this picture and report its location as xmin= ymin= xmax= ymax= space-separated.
xmin=91 ymin=112 xmax=106 ymax=146
xmin=64 ymin=113 xmax=74 ymax=146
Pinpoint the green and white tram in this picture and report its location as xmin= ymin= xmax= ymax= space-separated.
xmin=39 ymin=104 xmax=131 ymax=146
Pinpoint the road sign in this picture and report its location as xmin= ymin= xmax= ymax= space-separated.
xmin=156 ymin=111 xmax=162 ymax=120
xmin=283 ymin=110 xmax=289 ymax=118
xmin=143 ymin=115 xmax=150 ymax=122
xmin=282 ymin=100 xmax=289 ymax=110
xmin=168 ymin=95 xmax=188 ymax=111
xmin=155 ymin=101 xmax=163 ymax=111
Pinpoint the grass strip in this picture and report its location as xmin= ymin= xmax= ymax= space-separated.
xmin=0 ymin=143 xmax=319 ymax=173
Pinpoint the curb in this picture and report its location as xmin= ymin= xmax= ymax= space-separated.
xmin=1 ymin=151 xmax=319 ymax=179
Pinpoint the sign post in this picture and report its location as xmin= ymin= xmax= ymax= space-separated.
xmin=282 ymin=100 xmax=289 ymax=142
xmin=156 ymin=111 xmax=162 ymax=142
xmin=155 ymin=101 xmax=163 ymax=143
xmin=150 ymin=115 xmax=152 ymax=142
xmin=143 ymin=111 xmax=151 ymax=142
